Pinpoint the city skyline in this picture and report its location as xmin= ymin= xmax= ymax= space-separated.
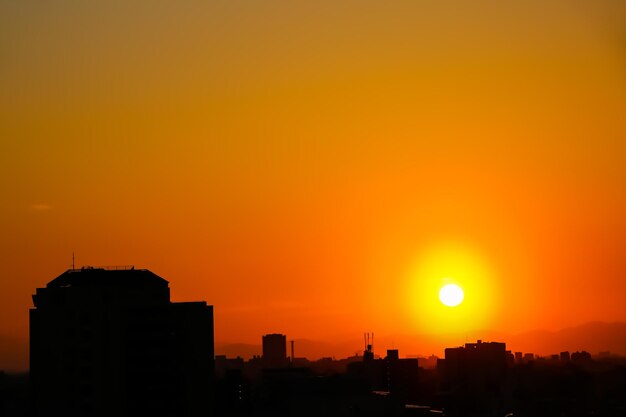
xmin=2 ymin=1 xmax=626 ymax=373
xmin=5 ymin=264 xmax=624 ymax=373
xmin=4 ymin=266 xmax=626 ymax=416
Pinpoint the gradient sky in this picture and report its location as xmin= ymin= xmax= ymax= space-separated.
xmin=2 ymin=1 xmax=626 ymax=370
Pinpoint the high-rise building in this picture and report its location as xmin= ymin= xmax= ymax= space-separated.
xmin=443 ymin=340 xmax=508 ymax=391
xmin=261 ymin=334 xmax=287 ymax=368
xmin=30 ymin=267 xmax=214 ymax=417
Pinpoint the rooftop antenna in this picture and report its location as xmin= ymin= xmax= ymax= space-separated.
xmin=72 ymin=251 xmax=75 ymax=270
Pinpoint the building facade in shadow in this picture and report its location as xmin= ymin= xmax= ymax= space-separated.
xmin=441 ymin=340 xmax=508 ymax=415
xmin=262 ymin=334 xmax=288 ymax=368
xmin=29 ymin=267 xmax=214 ymax=417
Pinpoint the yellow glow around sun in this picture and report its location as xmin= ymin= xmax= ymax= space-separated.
xmin=405 ymin=242 xmax=497 ymax=334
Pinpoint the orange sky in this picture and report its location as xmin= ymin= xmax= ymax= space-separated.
xmin=1 ymin=1 xmax=626 ymax=370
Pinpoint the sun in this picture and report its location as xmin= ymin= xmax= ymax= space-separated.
xmin=439 ymin=283 xmax=464 ymax=307
xmin=405 ymin=242 xmax=497 ymax=333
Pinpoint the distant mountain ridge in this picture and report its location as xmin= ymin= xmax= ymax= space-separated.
xmin=214 ymin=343 xmax=260 ymax=359
xmin=506 ymin=321 xmax=626 ymax=356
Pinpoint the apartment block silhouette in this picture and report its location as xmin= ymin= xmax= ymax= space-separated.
xmin=262 ymin=334 xmax=287 ymax=368
xmin=30 ymin=267 xmax=214 ymax=417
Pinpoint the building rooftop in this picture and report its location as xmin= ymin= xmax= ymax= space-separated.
xmin=46 ymin=266 xmax=169 ymax=288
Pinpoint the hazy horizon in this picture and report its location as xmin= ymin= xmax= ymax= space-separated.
xmin=3 ymin=315 xmax=626 ymax=371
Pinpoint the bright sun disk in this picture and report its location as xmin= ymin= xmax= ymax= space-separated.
xmin=439 ymin=283 xmax=464 ymax=307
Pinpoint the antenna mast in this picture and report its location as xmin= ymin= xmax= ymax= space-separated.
xmin=72 ymin=251 xmax=75 ymax=270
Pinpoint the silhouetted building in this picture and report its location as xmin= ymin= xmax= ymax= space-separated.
xmin=262 ymin=333 xmax=287 ymax=368
xmin=417 ymin=354 xmax=439 ymax=369
xmin=442 ymin=340 xmax=508 ymax=415
xmin=215 ymin=355 xmax=245 ymax=378
xmin=444 ymin=341 xmax=507 ymax=383
xmin=571 ymin=350 xmax=592 ymax=363
xmin=347 ymin=348 xmax=418 ymax=401
xmin=560 ymin=351 xmax=570 ymax=362
xmin=505 ymin=350 xmax=515 ymax=366
xmin=292 ymin=357 xmax=310 ymax=368
xmin=30 ymin=267 xmax=214 ymax=417
xmin=386 ymin=349 xmax=399 ymax=361
xmin=385 ymin=350 xmax=419 ymax=400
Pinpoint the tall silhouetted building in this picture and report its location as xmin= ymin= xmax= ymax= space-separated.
xmin=29 ymin=267 xmax=214 ymax=417
xmin=441 ymin=340 xmax=508 ymax=415
xmin=261 ymin=334 xmax=287 ymax=368
xmin=444 ymin=340 xmax=507 ymax=380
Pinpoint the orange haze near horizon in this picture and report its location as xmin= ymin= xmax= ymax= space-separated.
xmin=1 ymin=1 xmax=626 ymax=370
